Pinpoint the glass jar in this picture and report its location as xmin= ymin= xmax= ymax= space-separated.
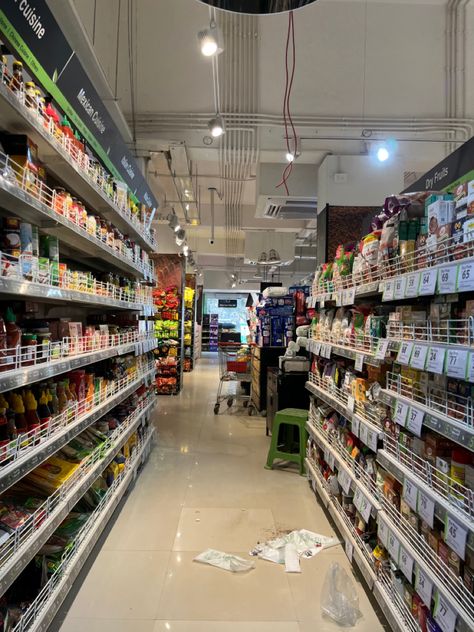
xmin=53 ymin=187 xmax=66 ymax=215
xmin=25 ymin=81 xmax=36 ymax=109
xmin=22 ymin=333 xmax=37 ymax=366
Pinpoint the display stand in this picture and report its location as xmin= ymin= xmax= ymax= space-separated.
xmin=184 ymin=274 xmax=197 ymax=372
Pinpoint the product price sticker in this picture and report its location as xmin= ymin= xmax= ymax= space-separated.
xmin=346 ymin=395 xmax=355 ymax=413
xmin=418 ymin=269 xmax=437 ymax=296
xmin=403 ymin=478 xmax=419 ymax=511
xmin=410 ymin=344 xmax=428 ymax=370
xmin=426 ymin=346 xmax=446 ymax=375
xmin=393 ymin=400 xmax=409 ymax=427
xmin=327 ymin=451 xmax=336 ymax=472
xmin=354 ymin=354 xmax=364 ymax=372
xmin=335 ymin=292 xmax=343 ymax=307
xmin=399 ymin=545 xmax=414 ymax=582
xmin=367 ymin=429 xmax=379 ymax=453
xmin=467 ymin=352 xmax=474 ymax=383
xmin=382 ymin=279 xmax=394 ymax=301
xmin=438 ymin=265 xmax=458 ymax=294
xmin=406 ymin=406 xmax=425 ymax=437
xmin=320 ymin=298 xmax=325 ymax=308
xmin=375 ymin=339 xmax=389 ymax=360
xmin=387 ymin=531 xmax=400 ymax=563
xmin=444 ymin=515 xmax=467 ymax=560
xmin=343 ymin=287 xmax=356 ymax=305
xmin=417 ymin=491 xmax=435 ymax=528
xmin=396 ymin=341 xmax=414 ymax=365
xmin=394 ymin=276 xmax=407 ymax=300
xmin=354 ymin=487 xmax=372 ymax=523
xmin=313 ymin=342 xmax=322 ymax=356
xmin=359 ymin=423 xmax=369 ymax=446
xmin=351 ymin=416 xmax=360 ymax=437
xmin=433 ymin=590 xmax=457 ymax=632
xmin=338 ymin=469 xmax=352 ymax=495
xmin=405 ymin=272 xmax=420 ymax=298
xmin=415 ymin=565 xmax=434 ymax=608
xmin=446 ymin=348 xmax=469 ymax=379
xmin=457 ymin=261 xmax=474 ymax=292
xmin=322 ymin=344 xmax=332 ymax=359
xmin=377 ymin=519 xmax=389 ymax=548
xmin=345 ymin=539 xmax=354 ymax=563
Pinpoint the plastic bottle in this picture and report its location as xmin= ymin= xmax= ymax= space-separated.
xmin=0 ymin=314 xmax=7 ymax=371
xmin=85 ymin=374 xmax=94 ymax=411
xmin=57 ymin=382 xmax=67 ymax=414
xmin=37 ymin=391 xmax=52 ymax=429
xmin=12 ymin=394 xmax=28 ymax=446
xmin=9 ymin=60 xmax=24 ymax=96
xmin=5 ymin=308 xmax=21 ymax=369
xmin=24 ymin=390 xmax=41 ymax=436
xmin=0 ymin=406 xmax=10 ymax=459
xmin=48 ymin=383 xmax=59 ymax=415
xmin=450 ymin=448 xmax=471 ymax=501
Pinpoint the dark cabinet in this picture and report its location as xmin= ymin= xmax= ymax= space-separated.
xmin=266 ymin=368 xmax=310 ymax=436
xmin=250 ymin=346 xmax=283 ymax=412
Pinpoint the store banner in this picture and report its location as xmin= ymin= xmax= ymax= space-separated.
xmin=0 ymin=0 xmax=157 ymax=209
xmin=404 ymin=136 xmax=474 ymax=193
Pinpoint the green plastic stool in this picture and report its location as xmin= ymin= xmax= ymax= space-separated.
xmin=265 ymin=408 xmax=308 ymax=476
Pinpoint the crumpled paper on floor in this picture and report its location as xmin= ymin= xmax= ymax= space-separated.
xmin=250 ymin=529 xmax=339 ymax=572
xmin=194 ymin=548 xmax=255 ymax=572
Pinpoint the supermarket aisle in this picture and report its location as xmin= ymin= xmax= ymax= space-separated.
xmin=57 ymin=357 xmax=386 ymax=632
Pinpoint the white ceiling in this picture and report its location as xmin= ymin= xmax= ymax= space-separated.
xmin=49 ymin=0 xmax=474 ymax=288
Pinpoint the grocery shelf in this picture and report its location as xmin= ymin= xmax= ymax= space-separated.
xmin=380 ymin=373 xmax=474 ymax=449
xmin=0 ymin=332 xmax=157 ymax=392
xmin=11 ymin=426 xmax=154 ymax=632
xmin=307 ymin=336 xmax=382 ymax=367
xmin=0 ymin=394 xmax=155 ymax=596
xmin=0 ymin=154 xmax=154 ymax=281
xmin=306 ymin=373 xmax=383 ymax=453
xmin=379 ymin=498 xmax=474 ymax=631
xmin=0 ymin=82 xmax=156 ymax=252
xmin=305 ymin=457 xmax=420 ymax=632
xmin=0 ymin=361 xmax=156 ymax=494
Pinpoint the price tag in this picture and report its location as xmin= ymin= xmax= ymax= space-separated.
xmin=426 ymin=346 xmax=446 ymax=375
xmin=406 ymin=406 xmax=425 ymax=437
xmin=354 ymin=354 xmax=364 ymax=372
xmin=417 ymin=491 xmax=435 ymax=528
xmin=351 ymin=416 xmax=360 ymax=437
xmin=403 ymin=478 xmax=418 ymax=511
xmin=323 ymin=344 xmax=332 ymax=359
xmin=354 ymin=487 xmax=372 ymax=523
xmin=382 ymin=279 xmax=394 ymax=301
xmin=438 ymin=265 xmax=458 ymax=294
xmin=467 ymin=352 xmax=474 ymax=383
xmin=367 ymin=429 xmax=379 ymax=453
xmin=418 ymin=269 xmax=437 ymax=296
xmin=359 ymin=423 xmax=369 ymax=446
xmin=345 ymin=539 xmax=354 ymax=563
xmin=393 ymin=400 xmax=409 ymax=427
xmin=320 ymin=298 xmax=325 ymax=308
xmin=327 ymin=451 xmax=336 ymax=471
xmin=444 ymin=515 xmax=467 ymax=560
xmin=415 ymin=565 xmax=434 ymax=608
xmin=410 ymin=344 xmax=428 ymax=369
xmin=397 ymin=341 xmax=414 ymax=365
xmin=433 ymin=590 xmax=457 ymax=632
xmin=335 ymin=292 xmax=343 ymax=307
xmin=375 ymin=339 xmax=389 ymax=360
xmin=394 ymin=276 xmax=407 ymax=300
xmin=387 ymin=531 xmax=400 ymax=563
xmin=405 ymin=272 xmax=420 ymax=298
xmin=347 ymin=395 xmax=355 ymax=413
xmin=399 ymin=546 xmax=414 ymax=582
xmin=378 ymin=519 xmax=389 ymax=547
xmin=446 ymin=349 xmax=468 ymax=379
xmin=343 ymin=287 xmax=356 ymax=305
xmin=338 ymin=469 xmax=352 ymax=494
xmin=457 ymin=261 xmax=474 ymax=292
xmin=314 ymin=342 xmax=322 ymax=356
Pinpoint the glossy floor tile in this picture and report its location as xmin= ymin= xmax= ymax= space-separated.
xmin=58 ymin=357 xmax=385 ymax=631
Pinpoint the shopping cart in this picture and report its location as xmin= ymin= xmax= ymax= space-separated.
xmin=214 ymin=343 xmax=254 ymax=415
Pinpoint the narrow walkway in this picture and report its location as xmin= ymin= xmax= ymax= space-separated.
xmin=58 ymin=357 xmax=386 ymax=632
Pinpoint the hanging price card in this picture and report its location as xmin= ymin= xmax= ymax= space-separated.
xmin=387 ymin=531 xmax=400 ymax=563
xmin=338 ymin=469 xmax=352 ymax=495
xmin=345 ymin=539 xmax=354 ymax=563
xmin=347 ymin=395 xmax=355 ymax=413
xmin=467 ymin=352 xmax=474 ymax=383
xmin=417 ymin=491 xmax=435 ymax=528
xmin=367 ymin=429 xmax=379 ymax=453
xmin=354 ymin=354 xmax=364 ymax=372
xmin=314 ymin=342 xmax=322 ymax=356
xmin=382 ymin=279 xmax=394 ymax=301
xmin=394 ymin=400 xmax=409 ymax=427
xmin=406 ymin=406 xmax=425 ymax=437
xmin=438 ymin=265 xmax=458 ymax=294
xmin=457 ymin=261 xmax=474 ymax=292
xmin=378 ymin=520 xmax=389 ymax=548
xmin=343 ymin=287 xmax=356 ymax=305
xmin=375 ymin=339 xmax=390 ymax=360
xmin=405 ymin=272 xmax=420 ymax=298
xmin=393 ymin=276 xmax=407 ymax=300
xmin=444 ymin=515 xmax=467 ymax=560
xmin=403 ymin=478 xmax=419 ymax=511
xmin=426 ymin=346 xmax=446 ymax=374
xmin=320 ymin=298 xmax=325 ymax=308
xmin=415 ymin=565 xmax=434 ymax=607
xmin=324 ymin=344 xmax=332 ymax=359
xmin=446 ymin=348 xmax=469 ymax=379
xmin=419 ymin=269 xmax=437 ymax=296
xmin=359 ymin=423 xmax=369 ymax=446
xmin=327 ymin=451 xmax=336 ymax=472
xmin=433 ymin=590 xmax=457 ymax=632
xmin=335 ymin=292 xmax=343 ymax=307
xmin=351 ymin=416 xmax=360 ymax=437
xmin=399 ymin=546 xmax=414 ymax=582
xmin=410 ymin=344 xmax=428 ymax=369
xmin=397 ymin=341 xmax=414 ymax=365
xmin=357 ymin=489 xmax=372 ymax=523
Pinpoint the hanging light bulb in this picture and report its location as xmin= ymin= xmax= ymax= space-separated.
xmin=286 ymin=152 xmax=295 ymax=162
xmin=175 ymin=228 xmax=186 ymax=246
xmin=208 ymin=115 xmax=224 ymax=138
xmin=183 ymin=244 xmax=189 ymax=257
xmin=198 ymin=25 xmax=220 ymax=57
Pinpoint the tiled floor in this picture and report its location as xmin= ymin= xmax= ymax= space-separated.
xmin=58 ymin=356 xmax=386 ymax=631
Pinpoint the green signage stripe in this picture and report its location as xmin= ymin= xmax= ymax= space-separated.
xmin=0 ymin=10 xmax=140 ymax=205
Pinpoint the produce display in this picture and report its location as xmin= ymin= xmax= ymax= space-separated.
xmin=184 ymin=286 xmax=195 ymax=372
xmin=153 ymin=285 xmax=182 ymax=394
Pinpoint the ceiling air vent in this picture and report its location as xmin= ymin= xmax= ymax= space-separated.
xmin=258 ymin=196 xmax=317 ymax=220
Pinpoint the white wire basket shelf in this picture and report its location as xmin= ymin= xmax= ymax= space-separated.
xmin=0 ymin=393 xmax=155 ymax=596
xmin=0 ymin=74 xmax=156 ymax=252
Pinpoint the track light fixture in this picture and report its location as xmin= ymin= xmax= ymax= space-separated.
xmin=183 ymin=244 xmax=189 ymax=257
xmin=208 ymin=115 xmax=224 ymax=138
xmin=167 ymin=212 xmax=180 ymax=232
xmin=198 ymin=22 xmax=222 ymax=57
xmin=175 ymin=228 xmax=186 ymax=247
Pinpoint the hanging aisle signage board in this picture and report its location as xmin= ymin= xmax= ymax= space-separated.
xmin=0 ymin=1 xmax=157 ymax=210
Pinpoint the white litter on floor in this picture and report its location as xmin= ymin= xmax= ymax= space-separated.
xmin=193 ymin=549 xmax=255 ymax=572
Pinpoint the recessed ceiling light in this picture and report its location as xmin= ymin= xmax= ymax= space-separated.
xmin=286 ymin=152 xmax=295 ymax=162
xmin=377 ymin=146 xmax=390 ymax=162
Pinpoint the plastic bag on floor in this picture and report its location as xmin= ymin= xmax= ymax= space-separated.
xmin=194 ymin=549 xmax=255 ymax=572
xmin=250 ymin=529 xmax=338 ymax=567
xmin=321 ymin=562 xmax=362 ymax=627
